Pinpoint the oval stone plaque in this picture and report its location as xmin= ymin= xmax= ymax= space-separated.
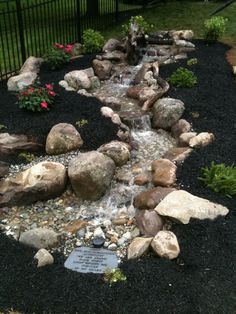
xmin=64 ymin=246 xmax=118 ymax=274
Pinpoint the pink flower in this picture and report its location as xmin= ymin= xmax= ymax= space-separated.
xmin=48 ymin=90 xmax=56 ymax=97
xmin=45 ymin=84 xmax=53 ymax=90
xmin=65 ymin=47 xmax=72 ymax=54
xmin=40 ymin=101 xmax=48 ymax=109
xmin=54 ymin=43 xmax=64 ymax=49
xmin=28 ymin=87 xmax=34 ymax=93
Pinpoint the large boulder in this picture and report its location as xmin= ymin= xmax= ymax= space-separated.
xmin=154 ymin=190 xmax=229 ymax=224
xmin=64 ymin=70 xmax=91 ymax=90
xmin=171 ymin=119 xmax=191 ymax=138
xmin=103 ymin=38 xmax=122 ymax=52
xmin=46 ymin=123 xmax=83 ymax=155
xmin=19 ymin=56 xmax=43 ymax=74
xmin=19 ymin=228 xmax=58 ymax=249
xmin=135 ymin=210 xmax=164 ymax=237
xmin=68 ymin=151 xmax=116 ymax=201
xmin=152 ymin=98 xmax=185 ymax=130
xmin=0 ymin=162 xmax=67 ymax=207
xmin=97 ymin=141 xmax=130 ymax=166
xmin=7 ymin=72 xmax=37 ymax=91
xmin=92 ymin=59 xmax=112 ymax=80
xmin=151 ymin=231 xmax=180 ymax=260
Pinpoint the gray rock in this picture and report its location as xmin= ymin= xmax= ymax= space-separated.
xmin=171 ymin=119 xmax=191 ymax=138
xmin=103 ymin=38 xmax=122 ymax=52
xmin=19 ymin=56 xmax=43 ymax=74
xmin=98 ymin=141 xmax=130 ymax=166
xmin=92 ymin=59 xmax=112 ymax=80
xmin=34 ymin=248 xmax=54 ymax=267
xmin=7 ymin=72 xmax=37 ymax=91
xmin=64 ymin=70 xmax=91 ymax=90
xmin=19 ymin=228 xmax=59 ymax=249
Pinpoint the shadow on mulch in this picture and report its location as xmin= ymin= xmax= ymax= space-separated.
xmin=0 ymin=40 xmax=236 ymax=313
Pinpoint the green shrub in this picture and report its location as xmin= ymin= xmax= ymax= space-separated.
xmin=18 ymin=152 xmax=35 ymax=163
xmin=199 ymin=162 xmax=236 ymax=198
xmin=43 ymin=43 xmax=73 ymax=70
xmin=17 ymin=83 xmax=56 ymax=112
xmin=122 ymin=15 xmax=153 ymax=36
xmin=204 ymin=16 xmax=228 ymax=41
xmin=187 ymin=58 xmax=198 ymax=66
xmin=82 ymin=29 xmax=105 ymax=54
xmin=168 ymin=67 xmax=197 ymax=88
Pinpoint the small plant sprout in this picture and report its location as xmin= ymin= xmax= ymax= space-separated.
xmin=0 ymin=124 xmax=7 ymax=131
xmin=75 ymin=119 xmax=88 ymax=128
xmin=168 ymin=67 xmax=197 ymax=88
xmin=18 ymin=152 xmax=35 ymax=163
xmin=199 ymin=162 xmax=236 ymax=198
xmin=103 ymin=268 xmax=127 ymax=285
xmin=187 ymin=58 xmax=198 ymax=66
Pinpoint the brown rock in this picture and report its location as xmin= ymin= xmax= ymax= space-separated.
xmin=65 ymin=219 xmax=88 ymax=234
xmin=98 ymin=141 xmax=130 ymax=166
xmin=134 ymin=187 xmax=176 ymax=210
xmin=112 ymin=217 xmax=128 ymax=225
xmin=171 ymin=119 xmax=191 ymax=138
xmin=178 ymin=132 xmax=197 ymax=147
xmin=126 ymin=85 xmax=142 ymax=99
xmin=127 ymin=237 xmax=152 ymax=260
xmin=0 ymin=161 xmax=9 ymax=178
xmin=134 ymin=172 xmax=151 ymax=186
xmin=92 ymin=59 xmax=112 ymax=80
xmin=163 ymin=147 xmax=193 ymax=164
xmin=135 ymin=210 xmax=164 ymax=237
xmin=134 ymin=63 xmax=152 ymax=85
xmin=151 ymin=159 xmax=177 ymax=187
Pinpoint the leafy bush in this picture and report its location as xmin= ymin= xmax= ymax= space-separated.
xmin=187 ymin=58 xmax=198 ymax=66
xmin=17 ymin=83 xmax=56 ymax=112
xmin=204 ymin=16 xmax=228 ymax=41
xmin=199 ymin=162 xmax=236 ymax=198
xmin=122 ymin=15 xmax=153 ymax=36
xmin=168 ymin=67 xmax=197 ymax=88
xmin=43 ymin=43 xmax=73 ymax=70
xmin=82 ymin=29 xmax=105 ymax=54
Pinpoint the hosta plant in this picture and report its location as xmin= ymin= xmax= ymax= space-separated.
xmin=17 ymin=83 xmax=56 ymax=112
xmin=199 ymin=162 xmax=236 ymax=198
xmin=43 ymin=43 xmax=74 ymax=70
xmin=82 ymin=29 xmax=105 ymax=54
xmin=204 ymin=16 xmax=228 ymax=41
xmin=168 ymin=67 xmax=197 ymax=88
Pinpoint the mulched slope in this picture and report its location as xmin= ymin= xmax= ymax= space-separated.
xmin=0 ymin=55 xmax=119 ymax=153
xmin=0 ymin=40 xmax=236 ymax=314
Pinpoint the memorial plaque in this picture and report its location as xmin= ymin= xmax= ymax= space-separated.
xmin=64 ymin=247 xmax=118 ymax=274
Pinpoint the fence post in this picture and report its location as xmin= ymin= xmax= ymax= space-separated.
xmin=76 ymin=0 xmax=81 ymax=42
xmin=15 ymin=0 xmax=26 ymax=63
xmin=115 ymin=0 xmax=119 ymax=23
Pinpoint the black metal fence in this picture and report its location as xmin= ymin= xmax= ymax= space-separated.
xmin=0 ymin=0 xmax=145 ymax=80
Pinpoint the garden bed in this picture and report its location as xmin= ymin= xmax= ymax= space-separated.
xmin=0 ymin=40 xmax=236 ymax=314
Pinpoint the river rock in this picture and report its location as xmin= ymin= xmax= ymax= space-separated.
xmin=152 ymin=98 xmax=185 ymax=130
xmin=171 ymin=30 xmax=194 ymax=41
xmin=151 ymin=159 xmax=177 ymax=187
xmin=163 ymin=147 xmax=193 ymax=164
xmin=171 ymin=119 xmax=191 ymax=138
xmin=46 ymin=123 xmax=83 ymax=155
xmin=135 ymin=210 xmax=164 ymax=237
xmin=19 ymin=56 xmax=43 ymax=74
xmin=100 ymin=106 xmax=114 ymax=118
xmin=134 ymin=187 xmax=176 ymax=209
xmin=154 ymin=190 xmax=229 ymax=224
xmin=0 ymin=161 xmax=67 ymax=207
xmin=98 ymin=141 xmax=130 ymax=166
xmin=103 ymin=38 xmax=122 ymax=52
xmin=151 ymin=231 xmax=180 ymax=259
xmin=7 ymin=72 xmax=37 ymax=91
xmin=134 ymin=172 xmax=151 ymax=186
xmin=64 ymin=70 xmax=91 ymax=90
xmin=127 ymin=237 xmax=152 ymax=260
xmin=178 ymin=132 xmax=197 ymax=147
xmin=34 ymin=248 xmax=54 ymax=267
xmin=68 ymin=151 xmax=115 ymax=201
xmin=134 ymin=63 xmax=152 ymax=85
xmin=0 ymin=161 xmax=9 ymax=178
xmin=92 ymin=59 xmax=112 ymax=80
xmin=19 ymin=228 xmax=59 ymax=249
xmin=189 ymin=132 xmax=215 ymax=148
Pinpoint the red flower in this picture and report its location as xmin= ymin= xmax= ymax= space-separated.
xmin=48 ymin=90 xmax=56 ymax=97
xmin=28 ymin=87 xmax=35 ymax=93
xmin=40 ymin=101 xmax=48 ymax=109
xmin=65 ymin=44 xmax=73 ymax=54
xmin=54 ymin=43 xmax=64 ymax=49
xmin=45 ymin=84 xmax=53 ymax=90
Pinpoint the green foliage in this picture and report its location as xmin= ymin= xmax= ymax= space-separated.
xmin=103 ymin=268 xmax=127 ymax=285
xmin=75 ymin=119 xmax=89 ymax=128
xmin=199 ymin=162 xmax=236 ymax=198
xmin=17 ymin=83 xmax=56 ymax=112
xmin=0 ymin=124 xmax=7 ymax=131
xmin=43 ymin=43 xmax=73 ymax=70
xmin=18 ymin=152 xmax=35 ymax=163
xmin=168 ymin=67 xmax=197 ymax=88
xmin=82 ymin=29 xmax=105 ymax=54
xmin=204 ymin=16 xmax=228 ymax=41
xmin=122 ymin=15 xmax=153 ymax=36
xmin=187 ymin=58 xmax=198 ymax=66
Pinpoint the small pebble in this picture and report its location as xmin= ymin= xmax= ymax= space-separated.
xmin=108 ymin=243 xmax=117 ymax=251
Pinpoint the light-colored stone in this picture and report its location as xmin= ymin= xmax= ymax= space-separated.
xmin=94 ymin=227 xmax=105 ymax=239
xmin=103 ymin=38 xmax=122 ymax=52
xmin=175 ymin=40 xmax=195 ymax=48
xmin=134 ymin=63 xmax=152 ymax=85
xmin=19 ymin=228 xmax=58 ymax=249
xmin=7 ymin=72 xmax=37 ymax=91
xmin=111 ymin=113 xmax=122 ymax=125
xmin=64 ymin=70 xmax=91 ymax=90
xmin=34 ymin=248 xmax=54 ymax=267
xmin=151 ymin=159 xmax=177 ymax=187
xmin=19 ymin=56 xmax=43 ymax=74
xmin=152 ymin=98 xmax=185 ymax=130
xmin=189 ymin=132 xmax=215 ymax=148
xmin=135 ymin=210 xmax=164 ymax=237
xmin=46 ymin=123 xmax=83 ymax=155
xmin=151 ymin=231 xmax=180 ymax=259
xmin=163 ymin=147 xmax=193 ymax=164
xmin=134 ymin=187 xmax=176 ymax=210
xmin=233 ymin=65 xmax=236 ymax=76
xmin=68 ymin=151 xmax=115 ymax=201
xmin=178 ymin=132 xmax=197 ymax=147
xmin=82 ymin=67 xmax=94 ymax=78
xmin=92 ymin=59 xmax=112 ymax=80
xmin=127 ymin=237 xmax=152 ymax=260
xmin=171 ymin=30 xmax=194 ymax=41
xmin=100 ymin=106 xmax=114 ymax=118
xmin=171 ymin=119 xmax=191 ymax=138
xmin=0 ymin=162 xmax=67 ymax=207
xmin=59 ymin=80 xmax=69 ymax=89
xmin=98 ymin=141 xmax=130 ymax=166
xmin=154 ymin=190 xmax=229 ymax=224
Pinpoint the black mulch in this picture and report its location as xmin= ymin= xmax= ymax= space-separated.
xmin=0 ymin=40 xmax=236 ymax=314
